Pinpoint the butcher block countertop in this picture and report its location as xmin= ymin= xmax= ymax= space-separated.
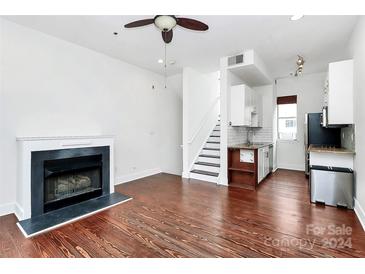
xmin=308 ymin=144 xmax=355 ymax=154
xmin=228 ymin=142 xmax=273 ymax=150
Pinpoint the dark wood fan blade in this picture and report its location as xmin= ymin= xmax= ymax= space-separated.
xmin=124 ymin=18 xmax=154 ymax=28
xmin=177 ymin=18 xmax=209 ymax=31
xmin=162 ymin=30 xmax=173 ymax=43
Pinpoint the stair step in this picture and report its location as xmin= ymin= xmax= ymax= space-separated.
xmin=212 ymin=129 xmax=220 ymax=132
xmin=203 ymin=147 xmax=220 ymax=151
xmin=210 ymin=135 xmax=220 ymax=138
xmin=207 ymin=141 xmax=220 ymax=144
xmin=195 ymin=161 xmax=220 ymax=167
xmin=199 ymin=154 xmax=220 ymax=159
xmin=191 ymin=169 xmax=219 ymax=177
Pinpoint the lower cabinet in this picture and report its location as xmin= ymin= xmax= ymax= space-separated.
xmin=228 ymin=148 xmax=257 ymax=189
xmin=228 ymin=145 xmax=272 ymax=189
xmin=258 ymin=146 xmax=270 ymax=184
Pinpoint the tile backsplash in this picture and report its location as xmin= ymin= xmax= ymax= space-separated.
xmin=228 ymin=126 xmax=273 ymax=145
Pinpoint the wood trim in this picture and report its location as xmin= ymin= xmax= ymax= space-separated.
xmin=227 ymin=149 xmax=258 ymax=189
xmin=277 ymin=95 xmax=297 ymax=105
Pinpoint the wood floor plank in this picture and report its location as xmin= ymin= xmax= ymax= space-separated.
xmin=1 ymin=169 xmax=365 ymax=257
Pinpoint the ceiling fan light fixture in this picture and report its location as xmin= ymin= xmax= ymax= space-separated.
xmin=154 ymin=15 xmax=177 ymax=32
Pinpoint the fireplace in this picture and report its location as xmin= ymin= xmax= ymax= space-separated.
xmin=43 ymin=155 xmax=103 ymax=213
xmin=31 ymin=146 xmax=110 ymax=217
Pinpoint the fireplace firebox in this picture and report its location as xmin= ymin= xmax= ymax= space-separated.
xmin=43 ymin=155 xmax=103 ymax=213
xmin=31 ymin=146 xmax=110 ymax=217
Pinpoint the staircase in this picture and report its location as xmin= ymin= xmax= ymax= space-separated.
xmin=189 ymin=121 xmax=220 ymax=183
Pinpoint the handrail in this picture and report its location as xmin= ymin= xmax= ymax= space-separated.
xmin=188 ymin=97 xmax=220 ymax=144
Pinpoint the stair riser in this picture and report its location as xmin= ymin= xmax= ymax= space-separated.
xmin=193 ymin=164 xmax=220 ymax=173
xmin=198 ymin=156 xmax=220 ymax=164
xmin=201 ymin=149 xmax=220 ymax=156
xmin=208 ymin=136 xmax=220 ymax=142
xmin=189 ymin=172 xmax=218 ymax=183
xmin=205 ymin=143 xmax=220 ymax=149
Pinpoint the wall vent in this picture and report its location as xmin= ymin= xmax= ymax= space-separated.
xmin=228 ymin=54 xmax=244 ymax=66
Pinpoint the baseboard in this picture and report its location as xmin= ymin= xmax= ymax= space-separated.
xmin=115 ymin=168 xmax=161 ymax=185
xmin=354 ymin=198 xmax=365 ymax=231
xmin=182 ymin=171 xmax=190 ymax=178
xmin=160 ymin=169 xmax=182 ymax=176
xmin=14 ymin=202 xmax=24 ymax=221
xmin=0 ymin=203 xmax=15 ymax=217
xmin=277 ymin=163 xmax=304 ymax=171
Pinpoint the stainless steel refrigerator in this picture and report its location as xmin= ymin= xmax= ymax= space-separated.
xmin=304 ymin=113 xmax=341 ymax=175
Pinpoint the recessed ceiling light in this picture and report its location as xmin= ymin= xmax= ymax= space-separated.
xmin=158 ymin=59 xmax=164 ymax=64
xmin=169 ymin=60 xmax=176 ymax=65
xmin=290 ymin=15 xmax=304 ymax=21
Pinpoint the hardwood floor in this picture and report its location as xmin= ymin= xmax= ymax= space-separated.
xmin=1 ymin=169 xmax=365 ymax=258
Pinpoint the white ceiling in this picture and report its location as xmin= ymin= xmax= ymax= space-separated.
xmin=3 ymin=15 xmax=358 ymax=78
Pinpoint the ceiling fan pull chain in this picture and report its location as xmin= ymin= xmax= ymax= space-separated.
xmin=164 ymin=42 xmax=167 ymax=89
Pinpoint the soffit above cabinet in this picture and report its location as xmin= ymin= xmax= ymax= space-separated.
xmin=227 ymin=50 xmax=272 ymax=86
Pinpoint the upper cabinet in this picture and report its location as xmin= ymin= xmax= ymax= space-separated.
xmin=326 ymin=59 xmax=354 ymax=125
xmin=230 ymin=84 xmax=263 ymax=127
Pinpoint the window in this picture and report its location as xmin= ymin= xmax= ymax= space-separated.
xmin=277 ymin=95 xmax=297 ymax=140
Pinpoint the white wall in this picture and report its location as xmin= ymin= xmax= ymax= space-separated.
xmin=159 ymin=74 xmax=183 ymax=175
xmin=0 ymin=19 xmax=182 ymax=213
xmin=276 ymin=72 xmax=326 ymax=171
xmin=347 ymin=16 xmax=365 ymax=229
xmin=182 ymin=67 xmax=220 ymax=176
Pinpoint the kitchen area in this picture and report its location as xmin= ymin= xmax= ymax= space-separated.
xmin=221 ymin=50 xmax=356 ymax=209
xmin=223 ymin=50 xmax=275 ymax=190
xmin=306 ymin=59 xmax=355 ymax=209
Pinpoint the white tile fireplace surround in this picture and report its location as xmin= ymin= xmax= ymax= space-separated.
xmin=16 ymin=135 xmax=114 ymax=220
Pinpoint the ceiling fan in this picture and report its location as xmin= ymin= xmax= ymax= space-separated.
xmin=124 ymin=15 xmax=209 ymax=44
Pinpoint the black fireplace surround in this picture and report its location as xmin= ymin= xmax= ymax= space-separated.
xmin=31 ymin=146 xmax=110 ymax=217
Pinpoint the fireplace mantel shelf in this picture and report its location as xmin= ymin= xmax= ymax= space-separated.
xmin=16 ymin=135 xmax=115 ymax=141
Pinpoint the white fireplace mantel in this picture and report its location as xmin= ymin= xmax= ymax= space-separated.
xmin=16 ymin=135 xmax=115 ymax=220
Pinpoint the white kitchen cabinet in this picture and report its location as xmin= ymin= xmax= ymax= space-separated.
xmin=258 ymin=148 xmax=265 ymax=183
xmin=263 ymin=146 xmax=270 ymax=176
xmin=251 ymin=92 xmax=263 ymax=127
xmin=230 ymin=84 xmax=262 ymax=127
xmin=258 ymin=146 xmax=270 ymax=184
xmin=327 ymin=59 xmax=353 ymax=125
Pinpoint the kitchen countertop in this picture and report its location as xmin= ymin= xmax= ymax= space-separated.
xmin=308 ymin=144 xmax=355 ymax=154
xmin=228 ymin=142 xmax=273 ymax=150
